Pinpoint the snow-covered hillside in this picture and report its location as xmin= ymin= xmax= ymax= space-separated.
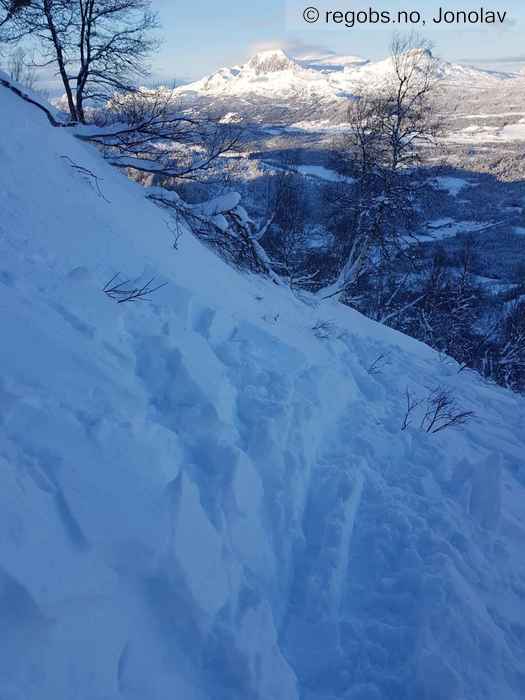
xmin=176 ymin=47 xmax=521 ymax=102
xmin=1 ymin=78 xmax=525 ymax=700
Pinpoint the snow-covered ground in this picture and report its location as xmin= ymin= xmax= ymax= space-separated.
xmin=417 ymin=218 xmax=505 ymax=241
xmin=445 ymin=119 xmax=525 ymax=144
xmin=260 ymin=160 xmax=352 ymax=184
xmin=1 ymin=78 xmax=525 ymax=700
xmin=433 ymin=176 xmax=472 ymax=196
xmin=293 ymin=164 xmax=350 ymax=182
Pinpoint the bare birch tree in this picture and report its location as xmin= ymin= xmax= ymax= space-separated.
xmin=323 ymin=33 xmax=441 ymax=300
xmin=11 ymin=0 xmax=158 ymax=122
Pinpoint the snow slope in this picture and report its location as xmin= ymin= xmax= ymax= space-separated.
xmin=1 ymin=79 xmax=525 ymax=700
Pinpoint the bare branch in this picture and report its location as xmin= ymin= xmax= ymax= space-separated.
xmin=103 ymin=272 xmax=167 ymax=303
xmin=401 ymin=387 xmax=421 ymax=431
xmin=60 ymin=154 xmax=110 ymax=201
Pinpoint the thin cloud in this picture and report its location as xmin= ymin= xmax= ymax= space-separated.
xmin=460 ymin=55 xmax=525 ymax=64
xmin=282 ymin=39 xmax=337 ymax=59
xmin=247 ymin=38 xmax=337 ymax=60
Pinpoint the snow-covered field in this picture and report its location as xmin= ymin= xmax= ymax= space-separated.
xmin=445 ymin=119 xmax=525 ymax=144
xmin=1 ymin=77 xmax=525 ymax=700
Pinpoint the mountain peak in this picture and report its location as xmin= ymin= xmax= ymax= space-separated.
xmin=247 ymin=49 xmax=296 ymax=74
xmin=177 ymin=48 xmax=517 ymax=101
xmin=399 ymin=47 xmax=434 ymax=65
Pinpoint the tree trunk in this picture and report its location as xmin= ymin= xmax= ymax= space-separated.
xmin=43 ymin=0 xmax=77 ymax=121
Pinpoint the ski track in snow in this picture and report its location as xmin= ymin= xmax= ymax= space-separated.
xmin=1 ymin=76 xmax=525 ymax=700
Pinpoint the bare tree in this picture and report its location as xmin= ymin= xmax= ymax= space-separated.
xmin=0 ymin=0 xmax=30 ymax=28
xmin=7 ymin=45 xmax=37 ymax=86
xmin=262 ymin=170 xmax=318 ymax=290
xmin=12 ymin=0 xmax=158 ymax=122
xmin=403 ymin=243 xmax=482 ymax=367
xmin=496 ymin=301 xmax=525 ymax=391
xmin=0 ymin=0 xmax=33 ymax=52
xmin=74 ymin=0 xmax=158 ymax=122
xmin=146 ymin=187 xmax=282 ymax=282
xmin=76 ymin=88 xmax=244 ymax=182
xmin=420 ymin=387 xmax=475 ymax=434
xmin=9 ymin=0 xmax=79 ymax=119
xmin=401 ymin=385 xmax=474 ymax=433
xmin=322 ymin=33 xmax=441 ymax=300
xmin=383 ymin=33 xmax=441 ymax=171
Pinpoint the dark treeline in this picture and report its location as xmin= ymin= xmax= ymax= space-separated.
xmin=257 ymin=164 xmax=525 ymax=393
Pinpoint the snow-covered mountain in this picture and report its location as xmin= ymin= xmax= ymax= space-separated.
xmin=176 ymin=47 xmax=521 ymax=103
xmin=1 ymin=75 xmax=525 ymax=700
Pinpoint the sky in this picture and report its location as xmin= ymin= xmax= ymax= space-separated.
xmin=151 ymin=0 xmax=525 ymax=82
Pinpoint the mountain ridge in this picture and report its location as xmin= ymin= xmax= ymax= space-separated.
xmin=175 ymin=47 xmax=523 ymax=103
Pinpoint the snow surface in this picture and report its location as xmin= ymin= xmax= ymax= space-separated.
xmin=445 ymin=119 xmax=525 ymax=144
xmin=434 ymin=176 xmax=471 ymax=197
xmin=417 ymin=218 xmax=502 ymax=241
xmin=1 ymin=79 xmax=525 ymax=700
xmin=293 ymin=164 xmax=351 ymax=183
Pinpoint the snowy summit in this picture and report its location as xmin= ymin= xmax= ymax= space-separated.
xmin=176 ymin=47 xmax=520 ymax=101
